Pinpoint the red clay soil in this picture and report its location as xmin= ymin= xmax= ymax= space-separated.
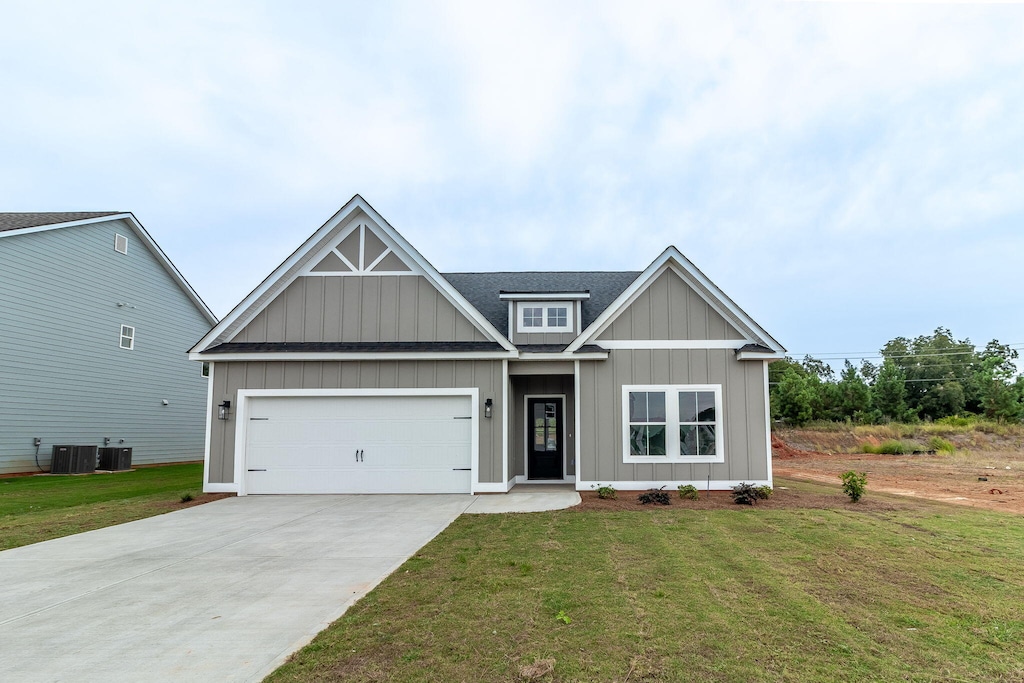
xmin=771 ymin=437 xmax=1024 ymax=515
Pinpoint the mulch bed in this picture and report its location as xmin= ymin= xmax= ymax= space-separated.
xmin=573 ymin=487 xmax=904 ymax=512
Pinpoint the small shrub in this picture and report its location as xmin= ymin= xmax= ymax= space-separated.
xmin=677 ymin=484 xmax=699 ymax=500
xmin=927 ymin=436 xmax=955 ymax=453
xmin=731 ymin=483 xmax=761 ymax=505
xmin=755 ymin=485 xmax=773 ymax=499
xmin=840 ymin=471 xmax=867 ymax=502
xmin=637 ymin=488 xmax=671 ymax=505
xmin=595 ymin=485 xmax=617 ymax=500
xmin=179 ymin=492 xmax=195 ymax=503
xmin=937 ymin=415 xmax=974 ymax=428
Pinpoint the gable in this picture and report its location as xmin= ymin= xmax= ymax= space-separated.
xmin=233 ymin=275 xmax=489 ymax=343
xmin=196 ymin=197 xmax=513 ymax=353
xmin=597 ymin=269 xmax=746 ymax=341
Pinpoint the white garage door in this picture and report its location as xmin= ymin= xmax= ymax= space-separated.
xmin=243 ymin=395 xmax=473 ymax=494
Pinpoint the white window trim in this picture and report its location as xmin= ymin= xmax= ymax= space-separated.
xmin=516 ymin=301 xmax=573 ymax=333
xmin=114 ymin=233 xmax=128 ymax=254
xmin=621 ymin=384 xmax=724 ymax=464
xmin=119 ymin=324 xmax=135 ymax=350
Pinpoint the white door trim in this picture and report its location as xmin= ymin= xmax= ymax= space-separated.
xmin=523 ymin=394 xmax=568 ymax=482
xmin=233 ymin=387 xmax=479 ymax=495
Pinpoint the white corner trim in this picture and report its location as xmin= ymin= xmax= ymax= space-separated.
xmin=574 ymin=359 xmax=582 ymax=487
xmin=501 ymin=359 xmax=509 ymax=485
xmin=764 ymin=360 xmax=774 ymax=485
xmin=201 ymin=362 xmax=216 ymax=491
xmin=576 ymin=479 xmax=772 ymax=491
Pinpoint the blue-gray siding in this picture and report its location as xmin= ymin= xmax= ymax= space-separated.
xmin=0 ymin=219 xmax=212 ymax=474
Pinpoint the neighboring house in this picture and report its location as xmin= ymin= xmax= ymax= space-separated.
xmin=189 ymin=195 xmax=784 ymax=495
xmin=0 ymin=212 xmax=218 ymax=474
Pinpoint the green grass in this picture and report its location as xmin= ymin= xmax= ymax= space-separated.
xmin=0 ymin=463 xmax=211 ymax=550
xmin=269 ymin=480 xmax=1024 ymax=683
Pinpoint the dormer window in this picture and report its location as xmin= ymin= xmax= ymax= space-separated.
xmin=516 ymin=302 xmax=572 ymax=333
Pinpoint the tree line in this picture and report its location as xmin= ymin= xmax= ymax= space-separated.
xmin=770 ymin=327 xmax=1024 ymax=425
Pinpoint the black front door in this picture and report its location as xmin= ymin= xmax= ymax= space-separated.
xmin=528 ymin=398 xmax=563 ymax=480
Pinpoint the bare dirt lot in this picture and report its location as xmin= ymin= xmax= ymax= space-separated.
xmin=773 ymin=431 xmax=1024 ymax=514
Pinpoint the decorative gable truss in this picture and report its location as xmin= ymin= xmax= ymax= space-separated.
xmin=307 ymin=221 xmax=412 ymax=275
xmin=190 ymin=196 xmax=517 ymax=358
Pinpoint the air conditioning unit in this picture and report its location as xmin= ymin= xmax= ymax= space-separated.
xmin=98 ymin=447 xmax=132 ymax=471
xmin=50 ymin=445 xmax=97 ymax=474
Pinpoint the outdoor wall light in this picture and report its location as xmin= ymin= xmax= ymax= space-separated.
xmin=484 ymin=398 xmax=493 ymax=418
xmin=218 ymin=400 xmax=232 ymax=420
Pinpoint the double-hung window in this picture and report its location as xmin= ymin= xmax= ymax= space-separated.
xmin=623 ymin=384 xmax=723 ymax=463
xmin=517 ymin=302 xmax=571 ymax=333
xmin=119 ymin=325 xmax=135 ymax=350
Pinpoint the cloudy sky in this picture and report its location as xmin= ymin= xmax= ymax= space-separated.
xmin=3 ymin=1 xmax=1023 ymax=368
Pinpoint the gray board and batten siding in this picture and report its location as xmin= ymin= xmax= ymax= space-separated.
xmin=578 ymin=349 xmax=769 ymax=485
xmin=0 ymin=218 xmax=214 ymax=474
xmin=233 ymin=275 xmax=489 ymax=344
xmin=206 ymin=359 xmax=505 ymax=485
xmin=597 ymin=269 xmax=747 ymax=341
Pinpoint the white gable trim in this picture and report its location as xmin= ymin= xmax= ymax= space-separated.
xmin=566 ymin=247 xmax=784 ymax=354
xmin=190 ymin=196 xmax=516 ymax=354
xmin=1 ymin=213 xmax=217 ymax=325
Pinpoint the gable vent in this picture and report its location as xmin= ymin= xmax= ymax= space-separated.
xmin=114 ymin=233 xmax=128 ymax=255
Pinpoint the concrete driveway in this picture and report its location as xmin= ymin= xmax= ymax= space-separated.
xmin=0 ymin=495 xmax=478 ymax=682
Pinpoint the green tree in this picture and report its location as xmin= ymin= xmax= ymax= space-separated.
xmin=873 ymin=359 xmax=910 ymax=421
xmin=881 ymin=327 xmax=974 ymax=420
xmin=834 ymin=360 xmax=872 ymax=422
xmin=772 ymin=367 xmax=817 ymax=426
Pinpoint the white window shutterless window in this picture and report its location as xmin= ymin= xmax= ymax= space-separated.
xmin=622 ymin=385 xmax=724 ymax=463
xmin=517 ymin=302 xmax=571 ymax=332
xmin=119 ymin=325 xmax=135 ymax=350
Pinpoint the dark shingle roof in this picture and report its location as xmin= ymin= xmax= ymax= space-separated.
xmin=442 ymin=271 xmax=641 ymax=334
xmin=517 ymin=344 xmax=609 ymax=354
xmin=204 ymin=341 xmax=505 ymax=354
xmin=0 ymin=212 xmax=122 ymax=233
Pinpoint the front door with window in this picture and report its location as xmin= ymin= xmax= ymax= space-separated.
xmin=528 ymin=398 xmax=563 ymax=480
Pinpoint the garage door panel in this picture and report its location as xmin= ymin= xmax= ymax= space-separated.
xmin=243 ymin=395 xmax=473 ymax=494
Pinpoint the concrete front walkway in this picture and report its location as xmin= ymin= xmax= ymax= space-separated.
xmin=0 ymin=491 xmax=579 ymax=682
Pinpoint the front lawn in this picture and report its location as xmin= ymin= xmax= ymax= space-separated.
xmin=0 ymin=463 xmax=222 ymax=550
xmin=270 ymin=480 xmax=1024 ymax=682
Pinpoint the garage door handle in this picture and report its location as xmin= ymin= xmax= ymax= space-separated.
xmin=247 ymin=469 xmax=267 ymax=472
xmin=355 ymin=449 xmax=364 ymax=462
xmin=452 ymin=468 xmax=471 ymax=471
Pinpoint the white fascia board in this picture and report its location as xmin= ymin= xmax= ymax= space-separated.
xmin=598 ymin=340 xmax=747 ymax=350
xmin=567 ymin=247 xmax=785 ymax=354
xmin=0 ymin=214 xmax=130 ymax=238
xmin=498 ymin=292 xmax=591 ymax=301
xmin=188 ymin=351 xmax=517 ymax=362
xmin=736 ymin=350 xmax=787 ymax=361
xmin=191 ymin=195 xmax=515 ymax=354
xmin=1 ymin=213 xmax=218 ymax=326
xmin=518 ymin=352 xmax=608 ymax=361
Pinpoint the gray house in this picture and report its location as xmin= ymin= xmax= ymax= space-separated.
xmin=190 ymin=196 xmax=784 ymax=495
xmin=0 ymin=212 xmax=217 ymax=474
